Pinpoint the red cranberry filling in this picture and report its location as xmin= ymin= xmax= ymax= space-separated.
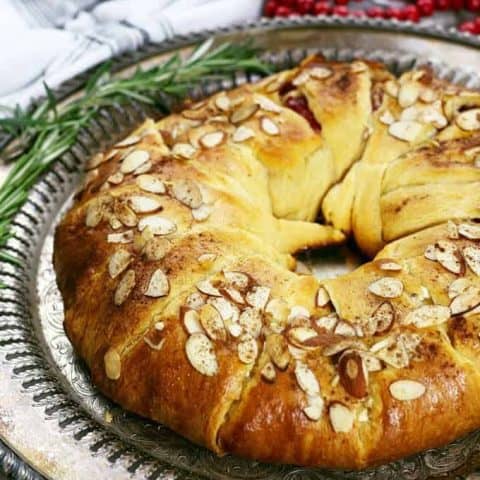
xmin=284 ymin=95 xmax=321 ymax=131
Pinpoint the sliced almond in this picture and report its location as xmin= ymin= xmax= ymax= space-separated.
xmin=447 ymin=220 xmax=459 ymax=239
xmin=315 ymin=313 xmax=338 ymax=332
xmin=303 ymin=394 xmax=324 ymax=421
xmin=455 ymin=108 xmax=480 ymax=131
xmin=182 ymin=109 xmax=206 ymax=121
xmin=334 ymin=320 xmax=357 ymax=337
xmin=87 ymin=152 xmax=107 ymax=170
xmin=265 ymin=298 xmax=289 ymax=323
xmin=384 ymin=80 xmax=399 ymax=98
xmin=121 ymin=150 xmax=150 ymax=174
xmin=376 ymin=340 xmax=409 ymax=369
xmin=136 ymin=175 xmax=166 ymax=194
xmin=463 ymin=245 xmax=480 ymax=275
xmin=338 ymin=351 xmax=368 ymax=398
xmin=143 ymin=337 xmax=165 ymax=351
xmin=172 ymin=142 xmax=196 ymax=159
xmin=292 ymin=70 xmax=310 ymax=86
xmin=199 ymin=131 xmax=225 ymax=149
xmin=265 ymin=333 xmax=290 ymax=370
xmin=116 ymin=135 xmax=141 ymax=148
xmin=222 ymin=287 xmax=245 ymax=305
xmin=254 ymin=94 xmax=282 ymax=113
xmin=145 ymin=269 xmax=169 ymax=298
xmin=183 ymin=309 xmax=203 ymax=334
xmin=389 ymin=379 xmax=426 ymax=401
xmin=368 ymin=277 xmax=404 ymax=299
xmin=192 ymin=204 xmax=212 ymax=222
xmin=104 ymin=348 xmax=121 ymax=380
xmin=215 ymin=94 xmax=231 ymax=112
xmin=208 ymin=297 xmax=239 ymax=323
xmin=128 ymin=195 xmax=162 ymax=213
xmin=361 ymin=352 xmax=383 ymax=372
xmin=260 ymin=117 xmax=280 ymax=136
xmin=450 ymin=287 xmax=480 ymax=315
xmin=237 ymin=334 xmax=258 ymax=364
xmin=107 ymin=172 xmax=124 ymax=185
xmin=329 ymin=403 xmax=354 ymax=433
xmin=424 ymin=244 xmax=437 ymax=261
xmin=351 ymin=61 xmax=367 ymax=73
xmin=404 ymin=305 xmax=450 ymax=328
xmin=435 ymin=240 xmax=464 ymax=274
xmin=171 ymin=179 xmax=203 ymax=209
xmin=85 ymin=202 xmax=104 ymax=227
xmin=109 ymin=215 xmax=122 ymax=230
xmin=377 ymin=259 xmax=402 ymax=272
xmin=138 ymin=215 xmax=176 ymax=235
xmin=448 ymin=278 xmax=472 ymax=299
xmin=371 ymin=301 xmax=395 ymax=334
xmin=133 ymin=160 xmax=152 ymax=175
xmin=224 ymin=271 xmax=250 ymax=290
xmin=295 ymin=361 xmax=320 ymax=396
xmin=196 ymin=279 xmax=221 ymax=297
xmin=316 ymin=286 xmax=331 ymax=307
xmin=379 ymin=109 xmax=395 ymax=126
xmin=388 ymin=121 xmax=427 ymax=143
xmin=323 ymin=339 xmax=365 ymax=357
xmin=185 ymin=333 xmax=218 ymax=376
xmin=459 ymin=223 xmax=480 ymax=240
xmin=114 ymin=201 xmax=138 ymax=227
xmin=230 ymin=103 xmax=259 ymax=124
xmin=288 ymin=305 xmax=310 ymax=321
xmin=309 ymin=66 xmax=333 ymax=79
xmin=246 ymin=286 xmax=270 ymax=310
xmin=288 ymin=327 xmax=319 ymax=348
xmin=398 ymin=82 xmax=420 ymax=108
xmin=108 ymin=249 xmax=132 ymax=279
xmin=144 ymin=237 xmax=170 ymax=261
xmin=198 ymin=253 xmax=217 ymax=264
xmin=420 ymin=87 xmax=438 ymax=103
xmin=114 ymin=269 xmax=136 ymax=306
xmin=239 ymin=307 xmax=263 ymax=338
xmin=107 ymin=230 xmax=134 ymax=244
xmin=260 ymin=361 xmax=276 ymax=382
xmin=199 ymin=304 xmax=226 ymax=341
xmin=185 ymin=292 xmax=205 ymax=310
xmin=232 ymin=125 xmax=255 ymax=142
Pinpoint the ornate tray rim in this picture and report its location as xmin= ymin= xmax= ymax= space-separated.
xmin=2 ymin=16 xmax=480 ymax=480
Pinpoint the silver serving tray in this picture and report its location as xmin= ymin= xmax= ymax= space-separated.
xmin=2 ymin=17 xmax=480 ymax=480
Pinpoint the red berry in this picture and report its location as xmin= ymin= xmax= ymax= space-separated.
xmin=366 ymin=6 xmax=385 ymax=17
xmin=297 ymin=0 xmax=315 ymax=13
xmin=418 ymin=0 xmax=435 ymax=16
xmin=385 ymin=7 xmax=403 ymax=19
xmin=335 ymin=0 xmax=349 ymax=4
xmin=276 ymin=5 xmax=293 ymax=16
xmin=332 ymin=4 xmax=349 ymax=15
xmin=264 ymin=0 xmax=277 ymax=16
xmin=403 ymin=5 xmax=420 ymax=21
xmin=279 ymin=0 xmax=296 ymax=6
xmin=451 ymin=0 xmax=464 ymax=8
xmin=350 ymin=9 xmax=366 ymax=16
xmin=467 ymin=0 xmax=480 ymax=10
xmin=435 ymin=0 xmax=451 ymax=10
xmin=459 ymin=20 xmax=477 ymax=32
xmin=314 ymin=1 xmax=330 ymax=14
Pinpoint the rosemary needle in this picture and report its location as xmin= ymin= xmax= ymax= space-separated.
xmin=0 ymin=39 xmax=271 ymax=266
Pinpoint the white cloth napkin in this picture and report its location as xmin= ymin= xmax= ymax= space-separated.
xmin=0 ymin=0 xmax=263 ymax=110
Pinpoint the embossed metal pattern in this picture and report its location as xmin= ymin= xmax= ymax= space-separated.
xmin=2 ymin=17 xmax=480 ymax=480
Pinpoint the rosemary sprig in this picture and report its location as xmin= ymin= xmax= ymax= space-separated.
xmin=0 ymin=39 xmax=271 ymax=265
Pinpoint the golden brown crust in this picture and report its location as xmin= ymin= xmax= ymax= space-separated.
xmin=54 ymin=58 xmax=480 ymax=469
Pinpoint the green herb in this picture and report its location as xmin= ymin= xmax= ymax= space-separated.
xmin=0 ymin=39 xmax=271 ymax=265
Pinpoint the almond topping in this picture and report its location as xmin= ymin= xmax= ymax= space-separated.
xmin=230 ymin=103 xmax=259 ymax=124
xmin=239 ymin=307 xmax=263 ymax=338
xmin=114 ymin=269 xmax=136 ymax=306
xmin=133 ymin=160 xmax=152 ymax=175
xmin=171 ymin=179 xmax=203 ymax=209
xmin=144 ymin=237 xmax=170 ymax=261
xmin=255 ymin=94 xmax=282 ymax=113
xmin=435 ymin=240 xmax=464 ymax=274
xmin=389 ymin=379 xmax=426 ymax=401
xmin=138 ymin=215 xmax=176 ymax=235
xmin=199 ymin=131 xmax=225 ymax=149
xmin=338 ymin=351 xmax=368 ymax=398
xmin=128 ymin=195 xmax=162 ymax=213
xmin=420 ymin=87 xmax=438 ymax=103
xmin=388 ymin=121 xmax=428 ymax=143
xmin=185 ymin=333 xmax=218 ymax=376
xmin=107 ymin=230 xmax=134 ymax=244
xmin=450 ymin=287 xmax=480 ymax=315
xmin=215 ymin=94 xmax=231 ymax=112
xmin=183 ymin=310 xmax=203 ymax=335
xmin=104 ymin=348 xmax=121 ymax=380
xmin=121 ymin=150 xmax=150 ymax=174
xmin=222 ymin=287 xmax=245 ymax=305
xmin=261 ymin=361 xmax=276 ymax=382
xmin=384 ymin=80 xmax=399 ymax=98
xmin=329 ymin=403 xmax=354 ymax=433
xmin=108 ymin=249 xmax=132 ymax=279
xmin=232 ymin=126 xmax=255 ymax=142
xmin=192 ymin=204 xmax=212 ymax=222
xmin=303 ymin=394 xmax=324 ymax=421
xmin=145 ymin=269 xmax=169 ymax=298
xmin=186 ymin=292 xmax=205 ymax=310
xmin=315 ymin=313 xmax=338 ymax=332
xmin=196 ymin=279 xmax=221 ymax=297
xmin=237 ymin=334 xmax=258 ymax=364
xmin=246 ymin=286 xmax=271 ymax=310
xmin=379 ymin=109 xmax=395 ymax=126
xmin=316 ymin=286 xmax=331 ymax=307
xmin=136 ymin=175 xmax=166 ymax=194
xmin=172 ymin=142 xmax=196 ymax=159
xmin=424 ymin=244 xmax=437 ymax=261
xmin=143 ymin=337 xmax=165 ymax=351
xmin=448 ymin=278 xmax=472 ymax=299
xmin=114 ymin=201 xmax=138 ymax=227
xmin=208 ymin=297 xmax=239 ymax=323
xmin=447 ymin=220 xmax=459 ymax=239
xmin=323 ymin=339 xmax=365 ymax=357
xmin=459 ymin=223 xmax=480 ymax=240
xmin=463 ymin=245 xmax=480 ymax=275
xmin=334 ymin=320 xmax=357 ymax=337
xmin=198 ymin=253 xmax=217 ymax=264
xmin=398 ymin=82 xmax=420 ymax=108
xmin=455 ymin=108 xmax=480 ymax=131
xmin=310 ymin=66 xmax=333 ymax=79
xmin=404 ymin=305 xmax=450 ymax=328
xmin=107 ymin=172 xmax=124 ymax=185
xmin=351 ymin=62 xmax=367 ymax=73
xmin=288 ymin=327 xmax=319 ymax=348
xmin=260 ymin=117 xmax=280 ymax=136
xmin=368 ymin=277 xmax=404 ymax=299
xmin=377 ymin=259 xmax=402 ymax=271
xmin=295 ymin=361 xmax=320 ymax=396
xmin=224 ymin=271 xmax=250 ymax=290
xmin=288 ymin=305 xmax=310 ymax=321
xmin=199 ymin=304 xmax=226 ymax=341
xmin=370 ymin=301 xmax=395 ymax=334
xmin=265 ymin=333 xmax=290 ymax=370
xmin=116 ymin=135 xmax=141 ymax=148
xmin=85 ymin=202 xmax=104 ymax=227
xmin=292 ymin=71 xmax=310 ymax=86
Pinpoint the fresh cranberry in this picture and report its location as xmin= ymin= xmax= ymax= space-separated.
xmin=459 ymin=20 xmax=477 ymax=32
xmin=350 ymin=9 xmax=366 ymax=16
xmin=335 ymin=0 xmax=349 ymax=4
xmin=284 ymin=95 xmax=321 ymax=131
xmin=417 ymin=0 xmax=435 ymax=16
xmin=467 ymin=0 xmax=480 ymax=10
xmin=366 ymin=6 xmax=385 ymax=17
xmin=385 ymin=7 xmax=404 ymax=19
xmin=279 ymin=0 xmax=296 ymax=6
xmin=297 ymin=0 xmax=315 ymax=13
xmin=451 ymin=0 xmax=465 ymax=8
xmin=276 ymin=5 xmax=293 ymax=16
xmin=402 ymin=5 xmax=420 ymax=21
xmin=332 ymin=5 xmax=349 ymax=15
xmin=435 ymin=0 xmax=451 ymax=10
xmin=264 ymin=0 xmax=277 ymax=16
xmin=314 ymin=2 xmax=330 ymax=14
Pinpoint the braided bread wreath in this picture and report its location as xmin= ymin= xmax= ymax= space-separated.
xmin=53 ymin=54 xmax=480 ymax=470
